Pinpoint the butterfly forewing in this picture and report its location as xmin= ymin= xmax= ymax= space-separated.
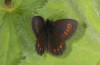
xmin=53 ymin=19 xmax=77 ymax=40
xmin=32 ymin=16 xmax=45 ymax=38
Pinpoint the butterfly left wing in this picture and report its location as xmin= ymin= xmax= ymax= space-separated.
xmin=32 ymin=16 xmax=46 ymax=55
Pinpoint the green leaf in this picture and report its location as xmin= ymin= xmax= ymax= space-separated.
xmin=19 ymin=0 xmax=100 ymax=65
xmin=0 ymin=0 xmax=46 ymax=65
xmin=0 ymin=0 xmax=100 ymax=65
xmin=0 ymin=14 xmax=22 ymax=65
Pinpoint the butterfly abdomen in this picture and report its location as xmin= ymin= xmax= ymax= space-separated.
xmin=44 ymin=20 xmax=53 ymax=51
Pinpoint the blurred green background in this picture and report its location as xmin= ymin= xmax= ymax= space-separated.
xmin=0 ymin=0 xmax=100 ymax=65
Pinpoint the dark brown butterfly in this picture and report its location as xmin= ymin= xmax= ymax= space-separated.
xmin=32 ymin=16 xmax=78 ymax=56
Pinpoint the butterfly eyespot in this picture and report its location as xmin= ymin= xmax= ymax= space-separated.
xmin=60 ymin=44 xmax=63 ymax=49
xmin=66 ymin=23 xmax=72 ymax=30
xmin=63 ymin=31 xmax=68 ymax=35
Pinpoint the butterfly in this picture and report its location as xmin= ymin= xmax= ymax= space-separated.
xmin=32 ymin=16 xmax=78 ymax=56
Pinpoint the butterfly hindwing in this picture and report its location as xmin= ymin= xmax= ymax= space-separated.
xmin=32 ymin=16 xmax=45 ymax=38
xmin=53 ymin=19 xmax=77 ymax=40
xmin=35 ymin=34 xmax=46 ymax=55
xmin=48 ymin=32 xmax=66 ymax=56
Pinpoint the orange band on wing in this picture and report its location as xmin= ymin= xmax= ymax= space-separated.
xmin=35 ymin=21 xmax=39 ymax=33
xmin=62 ymin=23 xmax=72 ymax=38
xmin=59 ymin=42 xmax=63 ymax=49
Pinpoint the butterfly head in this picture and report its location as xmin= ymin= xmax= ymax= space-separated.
xmin=46 ymin=19 xmax=52 ymax=24
xmin=44 ymin=19 xmax=53 ymax=33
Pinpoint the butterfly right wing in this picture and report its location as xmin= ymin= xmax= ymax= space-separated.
xmin=32 ymin=16 xmax=46 ymax=55
xmin=48 ymin=19 xmax=77 ymax=56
